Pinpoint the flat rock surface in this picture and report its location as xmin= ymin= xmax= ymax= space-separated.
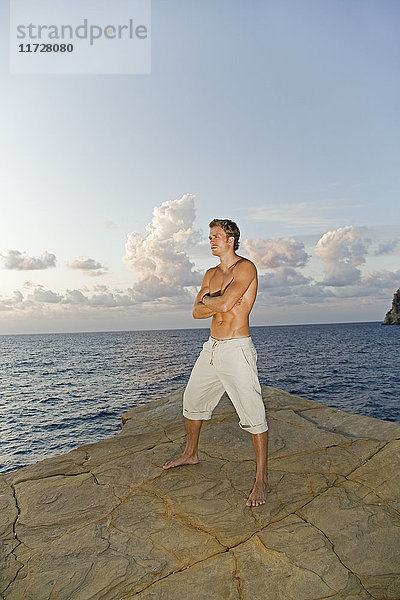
xmin=1 ymin=386 xmax=399 ymax=600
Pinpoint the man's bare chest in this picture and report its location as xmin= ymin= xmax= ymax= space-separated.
xmin=209 ymin=269 xmax=233 ymax=295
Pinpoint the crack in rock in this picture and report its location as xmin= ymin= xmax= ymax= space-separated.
xmin=253 ymin=534 xmax=339 ymax=594
xmin=138 ymin=483 xmax=228 ymax=549
xmin=232 ymin=553 xmax=243 ymax=599
xmin=354 ymin=440 xmax=389 ymax=463
xmin=294 ymin=513 xmax=376 ymax=598
xmin=127 ymin=549 xmax=231 ymax=598
xmin=197 ymin=447 xmax=230 ymax=462
xmin=310 ymin=441 xmax=390 ymax=484
xmin=0 ymin=485 xmax=24 ymax=596
xmin=344 ymin=482 xmax=400 ymax=517
xmin=159 ymin=424 xmax=181 ymax=444
xmin=108 ymin=521 xmax=181 ymax=563
xmin=127 ymin=475 xmax=376 ymax=600
xmin=12 ymin=470 xmax=92 ymax=486
xmin=293 ymin=409 xmax=399 ymax=446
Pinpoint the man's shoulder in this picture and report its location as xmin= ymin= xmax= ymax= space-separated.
xmin=235 ymin=256 xmax=257 ymax=273
xmin=205 ymin=265 xmax=219 ymax=275
xmin=203 ymin=266 xmax=219 ymax=280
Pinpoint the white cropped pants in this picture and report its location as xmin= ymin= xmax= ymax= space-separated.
xmin=183 ymin=336 xmax=268 ymax=435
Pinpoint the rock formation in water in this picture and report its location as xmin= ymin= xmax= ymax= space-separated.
xmin=383 ymin=287 xmax=400 ymax=324
xmin=1 ymin=386 xmax=400 ymax=599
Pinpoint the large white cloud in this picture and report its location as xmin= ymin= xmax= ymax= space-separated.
xmin=314 ymin=226 xmax=371 ymax=287
xmin=123 ymin=194 xmax=203 ymax=300
xmin=243 ymin=237 xmax=309 ymax=269
xmin=1 ymin=250 xmax=56 ymax=270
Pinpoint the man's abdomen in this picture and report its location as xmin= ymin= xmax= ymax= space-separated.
xmin=210 ymin=311 xmax=250 ymax=339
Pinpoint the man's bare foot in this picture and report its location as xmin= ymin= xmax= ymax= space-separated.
xmin=246 ymin=479 xmax=268 ymax=507
xmin=163 ymin=453 xmax=199 ymax=470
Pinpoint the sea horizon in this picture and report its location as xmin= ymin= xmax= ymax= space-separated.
xmin=0 ymin=319 xmax=384 ymax=338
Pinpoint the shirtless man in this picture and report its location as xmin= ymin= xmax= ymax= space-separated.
xmin=163 ymin=219 xmax=268 ymax=507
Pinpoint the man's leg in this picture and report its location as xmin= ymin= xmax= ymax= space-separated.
xmin=163 ymin=418 xmax=203 ymax=469
xmin=164 ymin=338 xmax=224 ymax=470
xmin=246 ymin=430 xmax=268 ymax=507
xmin=217 ymin=339 xmax=268 ymax=507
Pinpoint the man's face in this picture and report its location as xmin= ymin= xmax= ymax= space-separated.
xmin=209 ymin=226 xmax=233 ymax=256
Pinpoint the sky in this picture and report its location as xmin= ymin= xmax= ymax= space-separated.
xmin=0 ymin=0 xmax=399 ymax=334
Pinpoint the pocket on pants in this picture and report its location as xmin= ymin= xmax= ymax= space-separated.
xmin=240 ymin=344 xmax=257 ymax=368
xmin=202 ymin=339 xmax=212 ymax=352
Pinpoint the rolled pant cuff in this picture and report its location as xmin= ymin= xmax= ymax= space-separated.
xmin=239 ymin=422 xmax=268 ymax=434
xmin=183 ymin=409 xmax=213 ymax=421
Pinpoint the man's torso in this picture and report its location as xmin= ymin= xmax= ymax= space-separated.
xmin=209 ymin=257 xmax=257 ymax=339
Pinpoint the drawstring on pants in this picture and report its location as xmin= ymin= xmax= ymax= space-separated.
xmin=209 ymin=336 xmax=250 ymax=366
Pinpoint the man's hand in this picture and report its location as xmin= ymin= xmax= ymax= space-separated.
xmin=203 ymin=293 xmax=242 ymax=305
xmin=192 ymin=269 xmax=217 ymax=319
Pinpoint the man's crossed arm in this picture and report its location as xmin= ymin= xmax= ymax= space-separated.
xmin=192 ymin=268 xmax=216 ymax=319
xmin=192 ymin=260 xmax=256 ymax=319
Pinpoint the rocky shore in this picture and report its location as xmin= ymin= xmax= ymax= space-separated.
xmin=1 ymin=386 xmax=399 ymax=600
xmin=383 ymin=288 xmax=400 ymax=324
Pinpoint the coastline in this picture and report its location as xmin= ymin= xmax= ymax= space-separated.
xmin=1 ymin=322 xmax=399 ymax=475
xmin=1 ymin=385 xmax=399 ymax=599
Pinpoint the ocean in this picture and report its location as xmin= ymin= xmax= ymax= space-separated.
xmin=0 ymin=322 xmax=398 ymax=474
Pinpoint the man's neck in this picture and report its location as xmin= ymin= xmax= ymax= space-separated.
xmin=219 ymin=251 xmax=239 ymax=271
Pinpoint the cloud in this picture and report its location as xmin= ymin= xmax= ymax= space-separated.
xmin=248 ymin=199 xmax=362 ymax=231
xmin=314 ymin=226 xmax=371 ymax=287
xmin=0 ymin=291 xmax=24 ymax=312
xmin=105 ymin=219 xmax=116 ymax=230
xmin=123 ymin=194 xmax=203 ymax=301
xmin=331 ymin=269 xmax=400 ymax=299
xmin=63 ymin=289 xmax=89 ymax=305
xmin=240 ymin=235 xmax=311 ymax=304
xmin=61 ymin=287 xmax=142 ymax=308
xmin=373 ymin=238 xmax=400 ymax=256
xmin=258 ymin=267 xmax=310 ymax=290
xmin=32 ymin=287 xmax=63 ymax=304
xmin=249 ymin=226 xmax=398 ymax=304
xmin=2 ymin=196 xmax=398 ymax=326
xmin=0 ymin=285 xmax=141 ymax=314
xmin=23 ymin=281 xmax=39 ymax=288
xmin=1 ymin=250 xmax=56 ymax=271
xmin=255 ymin=265 xmax=399 ymax=306
xmin=256 ymin=267 xmax=334 ymax=304
xmin=93 ymin=285 xmax=108 ymax=293
xmin=69 ymin=257 xmax=108 ymax=277
xmin=243 ymin=237 xmax=309 ymax=268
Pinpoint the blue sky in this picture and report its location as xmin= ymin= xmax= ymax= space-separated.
xmin=0 ymin=0 xmax=399 ymax=334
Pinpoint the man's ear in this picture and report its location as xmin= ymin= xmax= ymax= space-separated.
xmin=228 ymin=236 xmax=234 ymax=246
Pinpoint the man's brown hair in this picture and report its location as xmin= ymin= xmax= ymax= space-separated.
xmin=209 ymin=219 xmax=240 ymax=251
